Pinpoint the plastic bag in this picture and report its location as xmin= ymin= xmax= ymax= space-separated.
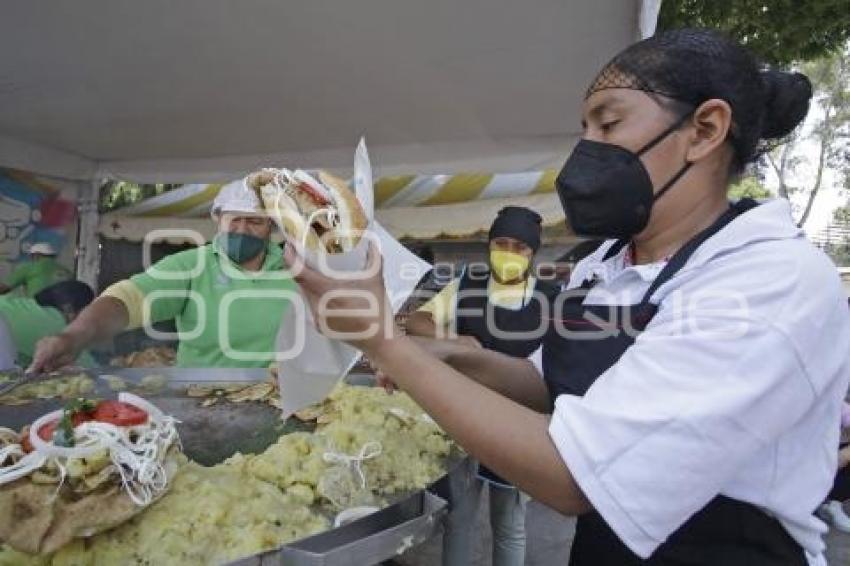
xmin=317 ymin=440 xmax=382 ymax=510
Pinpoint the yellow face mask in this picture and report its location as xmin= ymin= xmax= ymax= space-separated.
xmin=489 ymin=250 xmax=530 ymax=282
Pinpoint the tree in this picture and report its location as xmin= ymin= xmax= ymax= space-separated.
xmin=817 ymin=202 xmax=850 ymax=265
xmin=763 ymin=48 xmax=850 ymax=227
xmin=728 ymin=176 xmax=773 ymax=199
xmin=833 ymin=203 xmax=850 ymax=224
xmin=763 ymin=131 xmax=803 ymax=201
xmin=659 ymin=0 xmax=850 ymax=65
xmin=99 ymin=182 xmax=180 ymax=212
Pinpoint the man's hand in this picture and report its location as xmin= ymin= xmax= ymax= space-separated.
xmin=28 ymin=334 xmax=79 ymax=374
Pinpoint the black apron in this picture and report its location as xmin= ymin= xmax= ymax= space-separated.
xmin=455 ymin=266 xmax=556 ymax=358
xmin=456 ymin=267 xmax=557 ymax=486
xmin=543 ymin=199 xmax=807 ymax=565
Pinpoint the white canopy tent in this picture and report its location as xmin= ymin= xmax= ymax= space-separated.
xmin=0 ymin=0 xmax=660 ymax=286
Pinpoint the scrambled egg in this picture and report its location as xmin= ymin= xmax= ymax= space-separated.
xmin=232 ymin=384 xmax=453 ymax=505
xmin=320 ymin=385 xmax=453 ymax=495
xmin=0 ymin=384 xmax=453 ymax=565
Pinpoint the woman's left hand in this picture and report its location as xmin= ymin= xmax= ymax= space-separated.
xmin=283 ymin=240 xmax=400 ymax=357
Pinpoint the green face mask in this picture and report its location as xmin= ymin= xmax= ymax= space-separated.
xmin=215 ymin=232 xmax=266 ymax=264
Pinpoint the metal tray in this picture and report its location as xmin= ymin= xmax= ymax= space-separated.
xmin=0 ymin=368 xmax=475 ymax=565
xmin=231 ymin=490 xmax=448 ymax=566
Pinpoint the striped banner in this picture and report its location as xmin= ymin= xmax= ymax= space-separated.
xmin=374 ymin=170 xmax=556 ymax=208
xmin=115 ymin=170 xmax=559 ymax=217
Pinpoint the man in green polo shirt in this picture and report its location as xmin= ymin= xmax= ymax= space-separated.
xmin=29 ymin=181 xmax=296 ymax=371
xmin=0 ymin=242 xmax=72 ymax=297
xmin=0 ymin=280 xmax=95 ymax=369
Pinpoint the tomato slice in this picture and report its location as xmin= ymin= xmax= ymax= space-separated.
xmin=38 ymin=420 xmax=58 ymax=442
xmin=19 ymin=412 xmax=94 ymax=453
xmin=71 ymin=412 xmax=93 ymax=427
xmin=297 ymin=182 xmax=330 ymax=206
xmin=93 ymin=400 xmax=148 ymax=427
xmin=21 ymin=420 xmax=57 ymax=453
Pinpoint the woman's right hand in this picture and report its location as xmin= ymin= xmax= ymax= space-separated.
xmin=28 ymin=334 xmax=79 ymax=374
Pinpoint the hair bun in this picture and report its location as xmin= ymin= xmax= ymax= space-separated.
xmin=760 ymin=70 xmax=813 ymax=139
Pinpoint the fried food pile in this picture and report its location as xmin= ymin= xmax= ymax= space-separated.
xmin=185 ymin=375 xmax=280 ymax=409
xmin=0 ymin=374 xmax=94 ymax=406
xmin=109 ymin=347 xmax=176 ymax=368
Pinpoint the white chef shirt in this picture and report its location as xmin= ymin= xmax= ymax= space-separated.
xmin=534 ymin=199 xmax=850 ymax=565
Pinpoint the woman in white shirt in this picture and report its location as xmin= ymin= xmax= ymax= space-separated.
xmin=285 ymin=28 xmax=850 ymax=565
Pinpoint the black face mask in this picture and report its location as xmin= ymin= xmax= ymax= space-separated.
xmin=555 ymin=113 xmax=693 ymax=239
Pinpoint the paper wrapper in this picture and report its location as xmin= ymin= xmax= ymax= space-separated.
xmin=276 ymin=139 xmax=430 ymax=418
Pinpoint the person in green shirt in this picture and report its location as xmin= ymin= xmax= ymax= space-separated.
xmin=29 ymin=181 xmax=296 ymax=371
xmin=0 ymin=242 xmax=72 ymax=297
xmin=0 ymin=280 xmax=95 ymax=369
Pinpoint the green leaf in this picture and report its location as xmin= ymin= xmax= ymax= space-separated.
xmin=55 ymin=397 xmax=99 ymax=447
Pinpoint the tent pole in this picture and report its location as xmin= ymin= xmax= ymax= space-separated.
xmin=76 ymin=180 xmax=101 ymax=293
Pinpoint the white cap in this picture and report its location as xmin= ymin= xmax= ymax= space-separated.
xmin=211 ymin=180 xmax=264 ymax=217
xmin=29 ymin=242 xmax=57 ymax=255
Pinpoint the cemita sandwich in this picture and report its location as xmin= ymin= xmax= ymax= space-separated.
xmin=246 ymin=169 xmax=368 ymax=254
xmin=0 ymin=394 xmax=182 ymax=554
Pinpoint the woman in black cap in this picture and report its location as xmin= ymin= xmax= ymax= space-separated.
xmin=407 ymin=206 xmax=551 ymax=348
xmin=407 ymin=206 xmax=556 ymax=566
xmin=285 ymin=29 xmax=848 ymax=565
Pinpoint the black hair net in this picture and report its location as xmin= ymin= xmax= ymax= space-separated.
xmin=586 ymin=28 xmax=813 ymax=172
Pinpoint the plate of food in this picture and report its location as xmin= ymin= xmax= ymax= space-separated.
xmin=0 ymin=393 xmax=182 ymax=554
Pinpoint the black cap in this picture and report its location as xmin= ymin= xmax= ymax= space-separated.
xmin=34 ymin=280 xmax=95 ymax=315
xmin=488 ymin=206 xmax=543 ymax=252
